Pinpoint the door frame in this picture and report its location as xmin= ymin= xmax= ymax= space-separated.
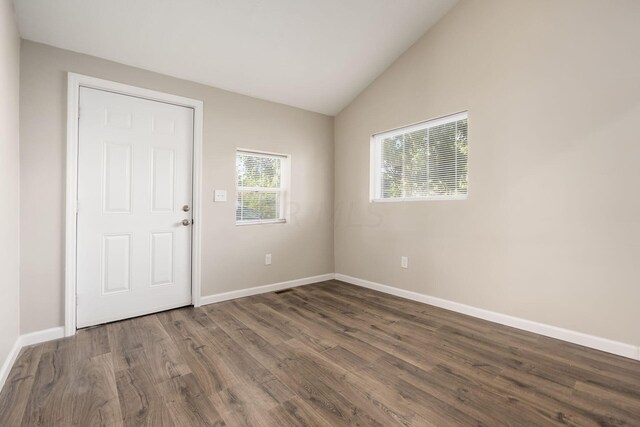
xmin=65 ymin=73 xmax=204 ymax=337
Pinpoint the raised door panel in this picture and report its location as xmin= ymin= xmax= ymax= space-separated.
xmin=150 ymin=148 xmax=175 ymax=213
xmin=103 ymin=142 xmax=132 ymax=214
xmin=150 ymin=232 xmax=174 ymax=286
xmin=102 ymin=234 xmax=131 ymax=294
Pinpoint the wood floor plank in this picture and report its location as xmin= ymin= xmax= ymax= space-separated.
xmin=281 ymin=338 xmax=429 ymax=427
xmin=162 ymin=325 xmax=241 ymax=396
xmin=204 ymin=304 xmax=292 ymax=369
xmin=142 ymin=336 xmax=192 ymax=384
xmin=280 ymin=337 xmax=470 ymax=426
xmin=259 ymin=293 xmax=387 ymax=365
xmin=216 ymin=300 xmax=295 ymax=344
xmin=281 ymin=290 xmax=441 ymax=371
xmin=157 ymin=373 xmax=226 ymax=426
xmin=20 ymin=347 xmax=74 ymax=426
xmin=0 ymin=345 xmax=43 ymax=425
xmin=107 ymin=319 xmax=151 ymax=372
xmin=270 ymin=352 xmax=386 ymax=426
xmin=2 ymin=280 xmax=639 ymax=426
xmin=266 ymin=396 xmax=333 ymax=427
xmin=198 ymin=325 xmax=274 ymax=385
xmin=210 ymin=378 xmax=293 ymax=427
xmin=115 ymin=364 xmax=175 ymax=427
xmin=67 ymin=353 xmax=123 ymax=427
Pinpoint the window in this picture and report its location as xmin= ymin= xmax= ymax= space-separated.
xmin=236 ymin=150 xmax=289 ymax=224
xmin=371 ymin=112 xmax=468 ymax=202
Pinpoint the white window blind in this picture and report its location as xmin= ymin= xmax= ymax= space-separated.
xmin=236 ymin=150 xmax=287 ymax=224
xmin=372 ymin=112 xmax=468 ymax=202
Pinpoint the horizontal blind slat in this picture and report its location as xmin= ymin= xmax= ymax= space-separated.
xmin=375 ymin=112 xmax=468 ymax=201
xmin=236 ymin=150 xmax=284 ymax=222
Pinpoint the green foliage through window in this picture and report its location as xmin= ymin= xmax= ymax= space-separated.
xmin=375 ymin=113 xmax=468 ymax=200
xmin=236 ymin=152 xmax=284 ymax=222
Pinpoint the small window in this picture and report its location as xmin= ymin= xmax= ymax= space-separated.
xmin=371 ymin=112 xmax=468 ymax=202
xmin=236 ymin=150 xmax=289 ymax=224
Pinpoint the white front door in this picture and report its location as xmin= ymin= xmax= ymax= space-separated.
xmin=76 ymin=87 xmax=194 ymax=328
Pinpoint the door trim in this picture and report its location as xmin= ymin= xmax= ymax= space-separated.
xmin=65 ymin=73 xmax=204 ymax=337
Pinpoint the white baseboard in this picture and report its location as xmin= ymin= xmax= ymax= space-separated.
xmin=0 ymin=326 xmax=65 ymax=394
xmin=200 ymin=273 xmax=336 ymax=306
xmin=21 ymin=327 xmax=65 ymax=347
xmin=0 ymin=338 xmax=22 ymax=395
xmin=335 ymin=273 xmax=640 ymax=361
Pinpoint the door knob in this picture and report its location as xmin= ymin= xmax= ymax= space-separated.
xmin=182 ymin=205 xmax=190 ymax=212
xmin=182 ymin=219 xmax=191 ymax=226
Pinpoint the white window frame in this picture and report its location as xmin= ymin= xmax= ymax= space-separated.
xmin=370 ymin=111 xmax=468 ymax=203
xmin=236 ymin=149 xmax=290 ymax=225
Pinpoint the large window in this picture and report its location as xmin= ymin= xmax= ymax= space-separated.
xmin=371 ymin=112 xmax=468 ymax=202
xmin=236 ymin=150 xmax=288 ymax=224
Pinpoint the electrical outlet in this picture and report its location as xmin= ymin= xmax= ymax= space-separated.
xmin=214 ymin=190 xmax=227 ymax=202
xmin=265 ymin=254 xmax=272 ymax=265
xmin=401 ymin=256 xmax=408 ymax=269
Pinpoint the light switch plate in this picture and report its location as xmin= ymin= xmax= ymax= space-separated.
xmin=401 ymin=256 xmax=408 ymax=269
xmin=214 ymin=190 xmax=227 ymax=202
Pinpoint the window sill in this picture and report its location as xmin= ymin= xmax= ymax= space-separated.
xmin=371 ymin=195 xmax=467 ymax=203
xmin=236 ymin=219 xmax=287 ymax=226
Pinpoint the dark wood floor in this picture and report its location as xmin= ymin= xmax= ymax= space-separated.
xmin=1 ymin=280 xmax=639 ymax=426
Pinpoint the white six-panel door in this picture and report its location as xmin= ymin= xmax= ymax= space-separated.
xmin=77 ymin=87 xmax=194 ymax=328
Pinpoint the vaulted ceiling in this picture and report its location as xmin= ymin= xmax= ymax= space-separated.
xmin=13 ymin=0 xmax=458 ymax=115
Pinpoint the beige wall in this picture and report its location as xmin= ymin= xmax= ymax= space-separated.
xmin=335 ymin=0 xmax=640 ymax=346
xmin=0 ymin=0 xmax=21 ymax=364
xmin=20 ymin=41 xmax=334 ymax=334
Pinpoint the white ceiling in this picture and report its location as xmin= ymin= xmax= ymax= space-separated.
xmin=14 ymin=0 xmax=458 ymax=115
